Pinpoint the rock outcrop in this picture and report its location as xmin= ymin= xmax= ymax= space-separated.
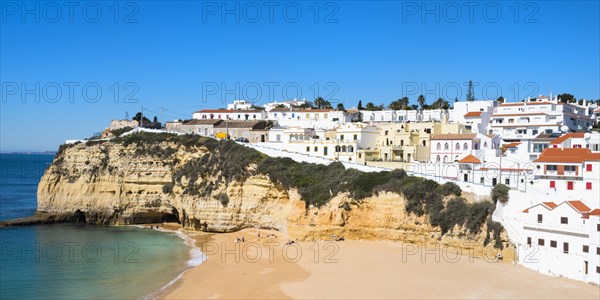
xmin=29 ymin=138 xmax=513 ymax=260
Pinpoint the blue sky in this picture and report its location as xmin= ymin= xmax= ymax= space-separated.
xmin=1 ymin=0 xmax=599 ymax=151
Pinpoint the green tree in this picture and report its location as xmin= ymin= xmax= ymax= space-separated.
xmin=388 ymin=99 xmax=403 ymax=110
xmin=336 ymin=103 xmax=345 ymax=111
xmin=432 ymin=97 xmax=445 ymax=109
xmin=466 ymin=80 xmax=475 ymax=101
xmin=357 ymin=100 xmax=364 ymax=110
xmin=314 ymin=97 xmax=332 ymax=109
xmin=557 ymin=93 xmax=575 ymax=103
xmin=496 ymin=96 xmax=505 ymax=103
xmin=491 ymin=184 xmax=510 ymax=204
xmin=417 ymin=95 xmax=426 ymax=110
xmin=365 ymin=102 xmax=383 ymax=111
xmin=399 ymin=97 xmax=409 ymax=110
xmin=441 ymin=100 xmax=450 ymax=110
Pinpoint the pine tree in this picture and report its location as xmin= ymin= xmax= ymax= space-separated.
xmin=358 ymin=100 xmax=364 ymax=110
xmin=466 ymin=80 xmax=475 ymax=102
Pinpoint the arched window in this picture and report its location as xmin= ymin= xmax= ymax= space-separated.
xmin=443 ymin=155 xmax=448 ymax=163
xmin=348 ymin=146 xmax=354 ymax=152
xmin=436 ymin=155 xmax=441 ymax=162
xmin=455 ymin=143 xmax=460 ymax=150
xmin=436 ymin=143 xmax=441 ymax=150
xmin=444 ymin=143 xmax=449 ymax=150
xmin=342 ymin=145 xmax=347 ymax=152
xmin=463 ymin=143 xmax=468 ymax=150
xmin=335 ymin=145 xmax=340 ymax=152
xmin=484 ymin=142 xmax=488 ymax=148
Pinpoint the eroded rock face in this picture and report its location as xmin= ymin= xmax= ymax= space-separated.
xmin=36 ymin=141 xmax=513 ymax=259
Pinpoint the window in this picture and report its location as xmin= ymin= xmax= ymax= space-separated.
xmin=444 ymin=143 xmax=449 ymax=150
xmin=597 ymin=247 xmax=600 ymax=255
xmin=561 ymin=217 xmax=568 ymax=224
xmin=567 ymin=181 xmax=573 ymax=190
xmin=436 ymin=143 xmax=441 ymax=150
xmin=550 ymin=240 xmax=557 ymax=248
xmin=564 ymin=165 xmax=576 ymax=172
xmin=484 ymin=142 xmax=488 ymax=148
xmin=455 ymin=143 xmax=460 ymax=150
xmin=340 ymin=134 xmax=344 ymax=140
xmin=480 ymin=177 xmax=484 ymax=184
xmin=463 ymin=143 xmax=468 ymax=150
xmin=546 ymin=165 xmax=557 ymax=171
xmin=563 ymin=242 xmax=569 ymax=254
xmin=537 ymin=214 xmax=543 ymax=223
xmin=586 ymin=182 xmax=592 ymax=190
xmin=436 ymin=155 xmax=441 ymax=162
xmin=314 ymin=146 xmax=318 ymax=152
xmin=385 ymin=131 xmax=389 ymax=136
xmin=353 ymin=134 xmax=357 ymax=141
xmin=586 ymin=164 xmax=593 ymax=172
xmin=597 ymin=224 xmax=600 ymax=232
xmin=527 ymin=237 xmax=531 ymax=245
xmin=505 ymin=178 xmax=510 ymax=185
xmin=549 ymin=181 xmax=556 ymax=188
xmin=306 ymin=146 xmax=310 ymax=152
xmin=538 ymin=239 xmax=545 ymax=246
xmin=583 ymin=245 xmax=589 ymax=253
xmin=597 ymin=266 xmax=600 ymax=274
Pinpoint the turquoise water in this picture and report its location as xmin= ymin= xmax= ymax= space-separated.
xmin=0 ymin=154 xmax=195 ymax=299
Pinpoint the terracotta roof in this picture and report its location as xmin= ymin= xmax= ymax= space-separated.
xmin=458 ymin=154 xmax=481 ymax=164
xmin=214 ymin=120 xmax=269 ymax=129
xmin=430 ymin=133 xmax=476 ymax=140
xmin=183 ymin=119 xmax=223 ymax=125
xmin=588 ymin=209 xmax=600 ymax=216
xmin=502 ymin=142 xmax=521 ymax=148
xmin=549 ymin=133 xmax=585 ymax=144
xmin=196 ymin=109 xmax=262 ymax=113
xmin=464 ymin=111 xmax=483 ymax=117
xmin=566 ymin=200 xmax=591 ymax=213
xmin=523 ymin=202 xmax=557 ymax=213
xmin=534 ymin=148 xmax=600 ymax=163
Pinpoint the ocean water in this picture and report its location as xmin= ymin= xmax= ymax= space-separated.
xmin=0 ymin=154 xmax=197 ymax=299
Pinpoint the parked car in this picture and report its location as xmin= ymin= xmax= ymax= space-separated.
xmin=235 ymin=137 xmax=249 ymax=143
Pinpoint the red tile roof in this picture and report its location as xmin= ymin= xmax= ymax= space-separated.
xmin=588 ymin=209 xmax=600 ymax=216
xmin=464 ymin=111 xmax=483 ymax=117
xmin=502 ymin=142 xmax=521 ymax=148
xmin=543 ymin=202 xmax=558 ymax=209
xmin=566 ymin=200 xmax=591 ymax=213
xmin=534 ymin=148 xmax=600 ymax=163
xmin=549 ymin=133 xmax=585 ymax=145
xmin=458 ymin=154 xmax=481 ymax=164
xmin=523 ymin=202 xmax=557 ymax=213
xmin=196 ymin=109 xmax=262 ymax=113
xmin=430 ymin=133 xmax=476 ymax=140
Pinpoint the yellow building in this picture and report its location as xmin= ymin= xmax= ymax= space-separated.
xmin=357 ymin=121 xmax=471 ymax=164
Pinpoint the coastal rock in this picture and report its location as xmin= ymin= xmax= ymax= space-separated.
xmin=34 ymin=141 xmax=514 ymax=260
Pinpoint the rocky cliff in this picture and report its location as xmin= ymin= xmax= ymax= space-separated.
xmin=31 ymin=134 xmax=512 ymax=259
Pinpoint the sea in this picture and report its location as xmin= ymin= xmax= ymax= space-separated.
xmin=0 ymin=153 xmax=201 ymax=299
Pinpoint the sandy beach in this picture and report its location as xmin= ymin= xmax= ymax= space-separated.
xmin=162 ymin=227 xmax=600 ymax=299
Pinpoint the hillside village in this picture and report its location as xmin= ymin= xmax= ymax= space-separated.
xmin=88 ymin=95 xmax=600 ymax=285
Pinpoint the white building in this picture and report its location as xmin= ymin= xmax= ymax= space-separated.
xmin=227 ymin=100 xmax=253 ymax=110
xmin=451 ymin=100 xmax=497 ymax=134
xmin=192 ymin=109 xmax=266 ymax=121
xmin=520 ymin=200 xmax=600 ymax=284
xmin=429 ymin=133 xmax=498 ymax=163
xmin=360 ymin=109 xmax=450 ymax=123
xmin=490 ymin=96 xmax=595 ymax=142
xmin=266 ymin=108 xmax=349 ymax=129
xmin=263 ymin=99 xmax=312 ymax=111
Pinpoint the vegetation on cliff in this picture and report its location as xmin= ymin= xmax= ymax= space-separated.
xmin=52 ymin=132 xmax=503 ymax=246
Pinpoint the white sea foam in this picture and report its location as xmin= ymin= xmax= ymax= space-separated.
xmin=138 ymin=225 xmax=207 ymax=299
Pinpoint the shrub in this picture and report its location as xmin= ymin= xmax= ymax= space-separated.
xmin=465 ymin=201 xmax=494 ymax=234
xmin=216 ymin=192 xmax=229 ymax=207
xmin=162 ymin=183 xmax=174 ymax=194
xmin=110 ymin=126 xmax=134 ymax=137
xmin=437 ymin=182 xmax=462 ymax=197
xmin=491 ymin=184 xmax=510 ymax=204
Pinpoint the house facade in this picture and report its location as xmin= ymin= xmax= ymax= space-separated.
xmin=192 ymin=109 xmax=266 ymax=121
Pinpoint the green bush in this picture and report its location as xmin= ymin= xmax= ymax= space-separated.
xmin=162 ymin=183 xmax=174 ymax=194
xmin=491 ymin=184 xmax=510 ymax=204
xmin=465 ymin=201 xmax=494 ymax=234
xmin=437 ymin=182 xmax=462 ymax=197
xmin=110 ymin=126 xmax=134 ymax=137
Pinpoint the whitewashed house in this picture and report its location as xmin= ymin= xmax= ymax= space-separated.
xmin=266 ymin=108 xmax=349 ymax=129
xmin=451 ymin=100 xmax=497 ymax=134
xmin=520 ymin=200 xmax=600 ymax=284
xmin=192 ymin=109 xmax=266 ymax=121
xmin=227 ymin=100 xmax=253 ymax=110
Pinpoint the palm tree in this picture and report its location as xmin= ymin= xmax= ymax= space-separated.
xmin=433 ymin=97 xmax=444 ymax=109
xmin=417 ymin=95 xmax=426 ymax=110
xmin=399 ymin=97 xmax=409 ymax=110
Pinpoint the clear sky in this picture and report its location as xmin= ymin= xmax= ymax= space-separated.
xmin=1 ymin=0 xmax=599 ymax=152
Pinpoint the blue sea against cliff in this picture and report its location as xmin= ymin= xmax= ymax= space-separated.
xmin=0 ymin=154 xmax=193 ymax=299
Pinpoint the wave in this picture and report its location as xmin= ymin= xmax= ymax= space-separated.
xmin=137 ymin=225 xmax=207 ymax=299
